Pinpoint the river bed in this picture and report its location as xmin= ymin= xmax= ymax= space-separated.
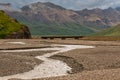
xmin=0 ymin=44 xmax=95 ymax=80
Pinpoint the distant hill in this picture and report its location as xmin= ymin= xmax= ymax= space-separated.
xmin=0 ymin=10 xmax=31 ymax=39
xmin=94 ymin=24 xmax=120 ymax=36
xmin=5 ymin=2 xmax=120 ymax=36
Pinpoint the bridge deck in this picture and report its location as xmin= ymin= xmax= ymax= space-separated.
xmin=41 ymin=36 xmax=84 ymax=40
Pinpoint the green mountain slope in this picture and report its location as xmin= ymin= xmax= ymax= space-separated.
xmin=0 ymin=11 xmax=31 ymax=39
xmin=94 ymin=24 xmax=120 ymax=36
xmin=18 ymin=19 xmax=95 ymax=36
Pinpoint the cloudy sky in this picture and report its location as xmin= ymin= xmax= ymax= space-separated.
xmin=0 ymin=0 xmax=120 ymax=10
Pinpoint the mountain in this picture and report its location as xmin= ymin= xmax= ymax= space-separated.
xmin=0 ymin=0 xmax=40 ymax=9
xmin=116 ymin=7 xmax=120 ymax=11
xmin=5 ymin=2 xmax=120 ymax=36
xmin=6 ymin=2 xmax=95 ymax=36
xmin=94 ymin=24 xmax=120 ymax=36
xmin=76 ymin=7 xmax=120 ymax=29
xmin=0 ymin=3 xmax=13 ymax=11
xmin=0 ymin=10 xmax=31 ymax=39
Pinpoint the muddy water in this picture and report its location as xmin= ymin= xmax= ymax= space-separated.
xmin=0 ymin=44 xmax=95 ymax=80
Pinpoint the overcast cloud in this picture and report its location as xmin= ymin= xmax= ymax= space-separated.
xmin=0 ymin=0 xmax=120 ymax=10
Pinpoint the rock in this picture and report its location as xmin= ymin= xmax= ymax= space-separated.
xmin=5 ymin=25 xmax=31 ymax=39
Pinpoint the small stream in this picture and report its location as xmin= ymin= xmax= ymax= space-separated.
xmin=0 ymin=44 xmax=95 ymax=80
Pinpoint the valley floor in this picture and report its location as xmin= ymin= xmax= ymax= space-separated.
xmin=33 ymin=39 xmax=120 ymax=80
xmin=0 ymin=39 xmax=120 ymax=80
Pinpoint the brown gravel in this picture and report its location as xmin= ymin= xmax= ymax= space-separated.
xmin=0 ymin=39 xmax=54 ymax=76
xmin=0 ymin=53 xmax=40 ymax=76
xmin=33 ymin=39 xmax=120 ymax=80
xmin=10 ymin=68 xmax=120 ymax=80
xmin=31 ymin=45 xmax=120 ymax=80
xmin=1 ymin=39 xmax=120 ymax=80
xmin=52 ymin=46 xmax=120 ymax=70
xmin=32 ymin=68 xmax=120 ymax=80
xmin=0 ymin=50 xmax=54 ymax=77
xmin=43 ymin=39 xmax=120 ymax=46
xmin=0 ymin=39 xmax=50 ymax=50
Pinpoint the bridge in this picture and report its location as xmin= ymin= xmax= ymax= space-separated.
xmin=41 ymin=36 xmax=84 ymax=40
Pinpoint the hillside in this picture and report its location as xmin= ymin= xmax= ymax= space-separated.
xmin=5 ymin=2 xmax=120 ymax=36
xmin=0 ymin=10 xmax=31 ymax=39
xmin=5 ymin=2 xmax=97 ymax=36
xmin=94 ymin=24 xmax=120 ymax=36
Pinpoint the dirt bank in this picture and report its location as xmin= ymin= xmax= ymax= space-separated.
xmin=51 ymin=46 xmax=120 ymax=71
xmin=51 ymin=55 xmax=84 ymax=73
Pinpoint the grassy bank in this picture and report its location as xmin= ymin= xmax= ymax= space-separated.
xmin=0 ymin=11 xmax=23 ymax=38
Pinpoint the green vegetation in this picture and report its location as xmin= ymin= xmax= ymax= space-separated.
xmin=16 ymin=18 xmax=95 ymax=36
xmin=94 ymin=24 xmax=120 ymax=36
xmin=0 ymin=11 xmax=23 ymax=38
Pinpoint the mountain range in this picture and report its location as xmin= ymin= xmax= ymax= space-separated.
xmin=3 ymin=2 xmax=120 ymax=36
